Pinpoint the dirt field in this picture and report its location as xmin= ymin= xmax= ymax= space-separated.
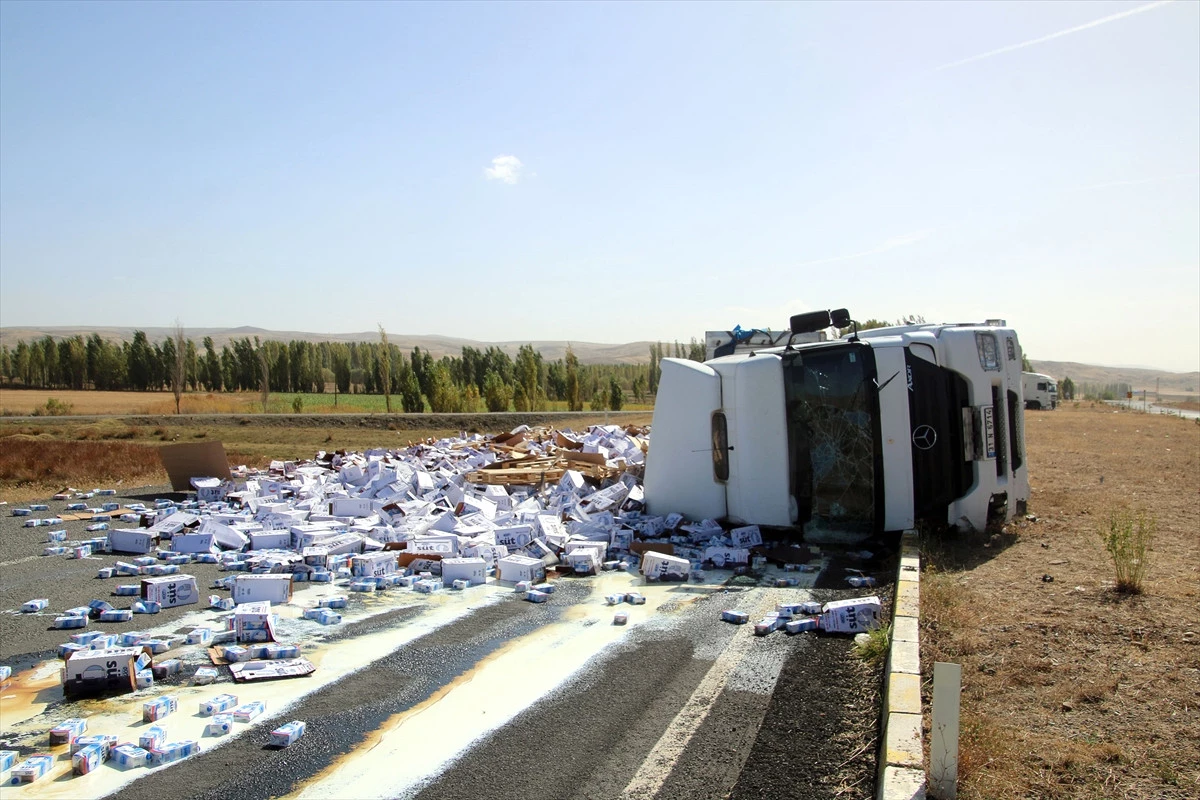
xmin=0 ymin=388 xmax=655 ymax=416
xmin=922 ymin=404 xmax=1200 ymax=799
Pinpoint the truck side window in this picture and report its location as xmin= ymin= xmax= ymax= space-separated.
xmin=712 ymin=412 xmax=729 ymax=482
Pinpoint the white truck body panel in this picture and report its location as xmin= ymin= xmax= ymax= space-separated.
xmin=642 ymin=359 xmax=727 ymax=522
xmin=714 ymin=354 xmax=792 ymax=526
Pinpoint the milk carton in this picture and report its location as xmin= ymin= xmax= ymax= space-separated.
xmin=269 ymin=720 xmax=306 ymax=747
xmin=200 ymin=693 xmax=238 ymax=716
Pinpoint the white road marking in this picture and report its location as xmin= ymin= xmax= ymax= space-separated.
xmin=621 ymin=588 xmax=784 ymax=800
xmin=0 ymin=555 xmax=45 ymax=569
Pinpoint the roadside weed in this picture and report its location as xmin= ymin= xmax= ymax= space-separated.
xmin=1100 ymin=507 xmax=1155 ymax=594
xmin=853 ymin=623 xmax=891 ymax=666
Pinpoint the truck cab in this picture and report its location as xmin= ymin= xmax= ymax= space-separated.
xmin=644 ymin=311 xmax=1030 ymax=536
xmin=1022 ymin=372 xmax=1058 ymax=410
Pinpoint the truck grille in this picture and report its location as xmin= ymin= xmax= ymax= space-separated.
xmin=993 ymin=386 xmax=1007 ymax=478
xmin=1008 ymin=389 xmax=1023 ymax=472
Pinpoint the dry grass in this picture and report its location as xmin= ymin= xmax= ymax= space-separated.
xmin=0 ymin=438 xmax=167 ymax=495
xmin=921 ymin=405 xmax=1200 ymax=799
xmin=0 ymin=389 xmax=163 ymax=415
xmin=0 ymin=388 xmax=659 ymax=417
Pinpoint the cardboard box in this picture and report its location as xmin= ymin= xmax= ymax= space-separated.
xmin=191 ymin=477 xmax=227 ymax=503
xmin=496 ymin=554 xmax=545 ymax=584
xmin=819 ymin=596 xmax=882 ymax=633
xmin=108 ymin=528 xmax=155 ymax=555
xmin=565 ymin=549 xmax=602 ymax=575
xmin=201 ymin=519 xmax=249 ymax=551
xmin=141 ymin=575 xmax=199 ymax=608
xmin=703 ymin=546 xmax=751 ymax=567
xmin=641 ymin=551 xmax=692 ymax=580
xmin=329 ymin=497 xmax=373 ymax=517
xmin=405 ymin=534 xmax=459 ymax=557
xmin=63 ymin=646 xmax=150 ymax=698
xmin=729 ymin=525 xmax=764 ymax=548
xmin=536 ymin=515 xmax=568 ymax=547
xmin=306 ymin=533 xmax=364 ymax=560
xmin=248 ymin=531 xmax=292 ymax=551
xmin=230 ymin=659 xmax=315 ymax=682
xmin=350 ymin=551 xmax=397 ymax=579
xmin=396 ymin=553 xmax=442 ymax=574
xmin=159 ymin=441 xmax=230 ymax=491
xmin=440 ymin=557 xmax=486 ymax=586
xmin=460 ymin=542 xmax=506 ymax=567
xmin=289 ymin=523 xmax=342 ymax=550
xmin=232 ymin=602 xmax=278 ymax=642
xmin=493 ymin=525 xmax=533 ymax=550
xmin=170 ymin=532 xmax=214 ymax=554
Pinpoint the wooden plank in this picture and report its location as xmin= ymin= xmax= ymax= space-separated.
xmin=59 ymin=507 xmax=145 ymax=521
xmin=465 ymin=468 xmax=564 ymax=486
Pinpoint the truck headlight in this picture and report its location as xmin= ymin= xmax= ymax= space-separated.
xmin=976 ymin=333 xmax=1001 ymax=372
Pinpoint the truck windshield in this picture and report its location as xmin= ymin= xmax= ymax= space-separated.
xmin=781 ymin=344 xmax=879 ymax=535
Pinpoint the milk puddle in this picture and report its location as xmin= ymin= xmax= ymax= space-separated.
xmin=289 ymin=572 xmax=722 ymax=800
xmin=0 ymin=584 xmax=508 ymax=799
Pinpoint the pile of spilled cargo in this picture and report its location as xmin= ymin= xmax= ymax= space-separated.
xmin=1 ymin=423 xmax=883 ymax=786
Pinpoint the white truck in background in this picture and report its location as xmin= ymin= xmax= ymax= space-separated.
xmin=1022 ymin=372 xmax=1057 ymax=410
xmin=645 ymin=310 xmax=1031 ymax=537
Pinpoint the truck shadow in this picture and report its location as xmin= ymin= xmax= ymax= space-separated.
xmin=919 ymin=523 xmax=1020 ymax=571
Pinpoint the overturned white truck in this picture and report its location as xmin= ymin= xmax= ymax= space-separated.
xmin=645 ymin=310 xmax=1030 ymax=536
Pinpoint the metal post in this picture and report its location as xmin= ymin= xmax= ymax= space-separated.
xmin=930 ymin=661 xmax=962 ymax=799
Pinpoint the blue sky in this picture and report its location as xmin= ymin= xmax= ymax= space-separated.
xmin=1 ymin=0 xmax=1197 ymax=371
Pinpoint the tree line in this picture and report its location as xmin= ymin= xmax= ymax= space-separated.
xmin=0 ymin=333 xmax=711 ymax=412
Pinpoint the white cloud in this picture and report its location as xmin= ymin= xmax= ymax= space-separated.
xmin=935 ymin=0 xmax=1174 ymax=72
xmin=484 ymin=155 xmax=524 ymax=184
xmin=794 ymin=229 xmax=934 ymax=269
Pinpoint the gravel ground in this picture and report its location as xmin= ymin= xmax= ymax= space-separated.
xmin=0 ymin=485 xmax=893 ymax=800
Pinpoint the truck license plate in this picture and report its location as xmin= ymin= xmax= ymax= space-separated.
xmin=982 ymin=406 xmax=997 ymax=459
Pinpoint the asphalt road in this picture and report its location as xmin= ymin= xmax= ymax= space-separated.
xmin=0 ymin=486 xmax=894 ymax=800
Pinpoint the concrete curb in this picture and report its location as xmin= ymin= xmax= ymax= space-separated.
xmin=877 ymin=529 xmax=926 ymax=800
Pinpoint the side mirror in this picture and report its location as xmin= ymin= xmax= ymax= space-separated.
xmin=789 ymin=310 xmax=833 ymax=335
xmin=790 ymin=308 xmax=853 ymax=334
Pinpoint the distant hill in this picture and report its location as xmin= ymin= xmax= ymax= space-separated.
xmin=1030 ymin=360 xmax=1199 ymax=396
xmin=0 ymin=326 xmax=654 ymax=366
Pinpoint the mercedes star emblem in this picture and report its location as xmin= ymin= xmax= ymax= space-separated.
xmin=912 ymin=425 xmax=938 ymax=450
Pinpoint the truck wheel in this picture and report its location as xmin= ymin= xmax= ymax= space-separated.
xmin=1026 ymin=401 xmax=1041 ymax=410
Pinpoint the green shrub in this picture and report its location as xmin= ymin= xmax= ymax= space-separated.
xmin=31 ymin=397 xmax=74 ymax=416
xmin=853 ymin=623 xmax=892 ymax=666
xmin=1100 ymin=507 xmax=1155 ymax=594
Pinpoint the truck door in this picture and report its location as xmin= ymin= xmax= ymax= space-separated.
xmin=644 ymin=358 xmax=728 ymax=521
